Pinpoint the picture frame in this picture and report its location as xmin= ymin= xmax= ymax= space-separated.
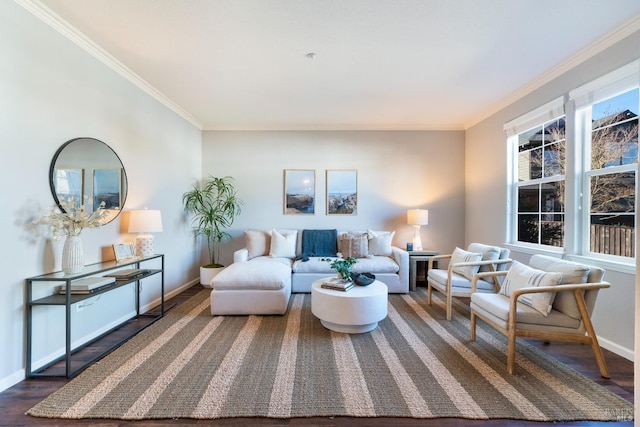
xmin=53 ymin=168 xmax=83 ymax=207
xmin=326 ymin=169 xmax=357 ymax=215
xmin=93 ymin=169 xmax=122 ymax=211
xmin=284 ymin=169 xmax=315 ymax=214
xmin=113 ymin=243 xmax=135 ymax=262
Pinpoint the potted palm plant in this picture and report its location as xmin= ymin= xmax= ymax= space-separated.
xmin=182 ymin=175 xmax=242 ymax=285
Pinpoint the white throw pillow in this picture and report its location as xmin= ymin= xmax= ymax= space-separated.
xmin=367 ymin=230 xmax=395 ymax=256
xmin=450 ymin=247 xmax=482 ymax=280
xmin=499 ymin=261 xmax=563 ymax=316
xmin=269 ymin=229 xmax=297 ymax=258
xmin=244 ymin=229 xmax=270 ymax=259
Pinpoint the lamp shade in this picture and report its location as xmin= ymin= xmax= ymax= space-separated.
xmin=407 ymin=209 xmax=429 ymax=226
xmin=128 ymin=209 xmax=163 ymax=233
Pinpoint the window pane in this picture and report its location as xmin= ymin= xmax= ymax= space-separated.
xmin=543 ymin=118 xmax=565 ymax=144
xmin=518 ymin=127 xmax=542 ymax=151
xmin=518 ymin=214 xmax=538 ymax=244
xmin=518 ymin=184 xmax=539 ymax=212
xmin=543 ymin=181 xmax=564 ymax=215
xmin=544 ymin=141 xmax=565 ymax=177
xmin=541 ymin=214 xmax=564 ymax=247
xmin=517 ymin=148 xmax=542 ymax=181
xmin=590 ymin=214 xmax=635 ymax=257
xmin=591 ymin=89 xmax=639 ymax=170
xmin=590 ymin=172 xmax=635 ymax=214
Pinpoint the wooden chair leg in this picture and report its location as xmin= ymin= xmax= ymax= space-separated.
xmin=426 ymin=283 xmax=432 ymax=305
xmin=446 ymin=293 xmax=452 ymax=321
xmin=470 ymin=312 xmax=476 ymax=341
xmin=574 ymin=290 xmax=610 ymax=378
xmin=507 ymin=329 xmax=516 ymax=375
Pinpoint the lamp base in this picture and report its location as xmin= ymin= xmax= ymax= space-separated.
xmin=412 ymin=225 xmax=424 ymax=251
xmin=135 ymin=234 xmax=154 ymax=257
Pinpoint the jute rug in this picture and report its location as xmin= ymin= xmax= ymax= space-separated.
xmin=28 ymin=288 xmax=633 ymax=421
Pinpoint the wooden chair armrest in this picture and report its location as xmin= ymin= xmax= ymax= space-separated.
xmin=428 ymin=254 xmax=452 ymax=269
xmin=471 ymin=271 xmax=507 ymax=292
xmin=511 ymin=281 xmax=610 ymax=298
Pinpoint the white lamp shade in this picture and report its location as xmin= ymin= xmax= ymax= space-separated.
xmin=407 ymin=209 xmax=429 ymax=226
xmin=128 ymin=209 xmax=163 ymax=233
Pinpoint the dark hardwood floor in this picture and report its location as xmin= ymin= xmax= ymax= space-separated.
xmin=0 ymin=284 xmax=633 ymax=427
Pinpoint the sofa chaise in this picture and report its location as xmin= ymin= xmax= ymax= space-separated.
xmin=210 ymin=228 xmax=408 ymax=315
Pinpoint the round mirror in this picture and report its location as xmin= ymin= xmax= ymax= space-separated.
xmin=49 ymin=137 xmax=128 ymax=224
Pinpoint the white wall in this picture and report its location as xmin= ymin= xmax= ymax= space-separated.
xmin=0 ymin=2 xmax=202 ymax=390
xmin=465 ymin=29 xmax=640 ymax=359
xmin=202 ymin=131 xmax=466 ymax=266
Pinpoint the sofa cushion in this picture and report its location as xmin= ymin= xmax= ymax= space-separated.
xmin=292 ymin=257 xmax=336 ymax=274
xmin=367 ymin=230 xmax=395 ymax=256
xmin=338 ymin=232 xmax=369 ymax=258
xmin=243 ymin=229 xmax=270 ymax=259
xmin=529 ymin=255 xmax=591 ymax=319
xmin=269 ymin=229 xmax=297 ymax=258
xmin=499 ymin=261 xmax=562 ymax=316
xmin=212 ymin=261 xmax=291 ymax=290
xmin=450 ymin=247 xmax=483 ymax=280
xmin=352 ymin=256 xmax=399 ymax=274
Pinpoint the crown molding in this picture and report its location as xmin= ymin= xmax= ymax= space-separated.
xmin=16 ymin=0 xmax=203 ymax=130
xmin=464 ymin=14 xmax=640 ymax=130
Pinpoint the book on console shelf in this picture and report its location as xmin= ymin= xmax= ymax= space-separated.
xmin=58 ymin=276 xmax=116 ymax=294
xmin=104 ymin=268 xmax=150 ymax=280
xmin=321 ymin=277 xmax=354 ymax=292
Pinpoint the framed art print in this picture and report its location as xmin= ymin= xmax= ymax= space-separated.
xmin=113 ymin=243 xmax=135 ymax=262
xmin=326 ymin=169 xmax=357 ymax=215
xmin=284 ymin=169 xmax=315 ymax=214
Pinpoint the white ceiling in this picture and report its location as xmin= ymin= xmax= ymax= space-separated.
xmin=26 ymin=0 xmax=640 ymax=130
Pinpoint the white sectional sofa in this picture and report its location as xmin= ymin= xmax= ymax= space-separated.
xmin=234 ymin=228 xmax=409 ymax=293
xmin=210 ymin=228 xmax=408 ymax=315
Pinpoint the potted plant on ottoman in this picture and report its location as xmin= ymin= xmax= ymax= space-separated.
xmin=183 ymin=175 xmax=242 ymax=286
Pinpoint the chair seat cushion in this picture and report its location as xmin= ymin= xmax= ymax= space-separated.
xmin=471 ymin=292 xmax=581 ymax=329
xmin=427 ymin=269 xmax=496 ymax=292
xmin=212 ymin=261 xmax=291 ymax=290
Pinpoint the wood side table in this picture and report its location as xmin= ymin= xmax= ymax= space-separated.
xmin=408 ymin=250 xmax=439 ymax=291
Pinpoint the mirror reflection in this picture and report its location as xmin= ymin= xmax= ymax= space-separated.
xmin=49 ymin=137 xmax=128 ymax=224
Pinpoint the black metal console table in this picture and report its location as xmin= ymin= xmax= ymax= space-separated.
xmin=25 ymin=254 xmax=165 ymax=378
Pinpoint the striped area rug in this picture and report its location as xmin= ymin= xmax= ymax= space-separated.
xmin=28 ymin=288 xmax=633 ymax=421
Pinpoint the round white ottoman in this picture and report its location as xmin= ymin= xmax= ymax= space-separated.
xmin=311 ymin=278 xmax=388 ymax=333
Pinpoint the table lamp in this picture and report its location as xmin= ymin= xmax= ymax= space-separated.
xmin=407 ymin=209 xmax=429 ymax=251
xmin=128 ymin=209 xmax=163 ymax=257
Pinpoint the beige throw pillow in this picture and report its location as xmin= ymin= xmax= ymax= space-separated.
xmin=244 ymin=229 xmax=270 ymax=259
xmin=339 ymin=233 xmax=369 ymax=258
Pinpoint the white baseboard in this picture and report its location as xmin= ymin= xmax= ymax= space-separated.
xmin=0 ymin=369 xmax=27 ymax=394
xmin=599 ymin=335 xmax=634 ymax=361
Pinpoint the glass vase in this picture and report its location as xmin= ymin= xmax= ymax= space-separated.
xmin=62 ymin=234 xmax=84 ymax=274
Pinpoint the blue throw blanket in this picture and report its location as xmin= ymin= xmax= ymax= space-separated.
xmin=297 ymin=229 xmax=338 ymax=261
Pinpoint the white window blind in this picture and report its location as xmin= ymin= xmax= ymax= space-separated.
xmin=503 ymin=96 xmax=565 ymax=137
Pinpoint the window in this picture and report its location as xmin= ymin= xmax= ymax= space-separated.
xmin=505 ymin=60 xmax=639 ymax=263
xmin=578 ymin=89 xmax=638 ymax=258
xmin=505 ymin=97 xmax=566 ymax=248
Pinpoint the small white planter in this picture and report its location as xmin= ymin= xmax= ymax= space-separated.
xmin=200 ymin=266 xmax=224 ymax=287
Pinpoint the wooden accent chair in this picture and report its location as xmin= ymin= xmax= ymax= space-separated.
xmin=469 ymin=254 xmax=610 ymax=378
xmin=427 ymin=243 xmax=511 ymax=320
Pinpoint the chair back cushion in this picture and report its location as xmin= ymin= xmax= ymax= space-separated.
xmin=450 ymin=247 xmax=483 ymax=280
xmin=529 ymin=254 xmax=599 ymax=319
xmin=499 ymin=261 xmax=562 ymax=316
xmin=468 ymin=243 xmax=509 ymax=283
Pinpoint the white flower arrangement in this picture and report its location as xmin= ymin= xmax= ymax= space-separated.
xmin=35 ymin=197 xmax=107 ymax=240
